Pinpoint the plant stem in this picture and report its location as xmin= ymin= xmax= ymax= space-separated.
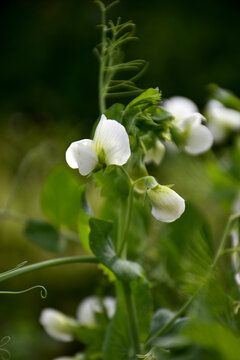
xmin=99 ymin=6 xmax=107 ymax=114
xmin=211 ymin=212 xmax=240 ymax=268
xmin=146 ymin=212 xmax=240 ymax=345
xmin=119 ymin=184 xmax=134 ymax=257
xmin=122 ymin=282 xmax=141 ymax=355
xmin=0 ymin=256 xmax=98 ymax=283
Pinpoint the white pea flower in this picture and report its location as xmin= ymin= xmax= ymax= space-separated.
xmin=77 ymin=296 xmax=116 ymax=327
xmin=163 ymin=96 xmax=213 ymax=155
xmin=206 ymin=100 xmax=240 ymax=143
xmin=177 ymin=113 xmax=213 ymax=155
xmin=66 ymin=114 xmax=131 ymax=175
xmin=147 ymin=184 xmax=185 ymax=223
xmin=144 ymin=140 xmax=165 ymax=166
xmin=40 ymin=308 xmax=78 ymax=342
xmin=164 ymin=96 xmax=198 ymax=123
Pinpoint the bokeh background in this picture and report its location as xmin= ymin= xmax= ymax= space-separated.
xmin=1 ymin=0 xmax=240 ymax=359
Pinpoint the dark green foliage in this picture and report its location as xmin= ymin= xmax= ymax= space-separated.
xmin=24 ymin=219 xmax=66 ymax=253
xmin=89 ymin=218 xmax=144 ymax=282
xmin=41 ymin=166 xmax=85 ymax=228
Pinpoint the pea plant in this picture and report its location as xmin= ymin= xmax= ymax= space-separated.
xmin=1 ymin=1 xmax=240 ymax=360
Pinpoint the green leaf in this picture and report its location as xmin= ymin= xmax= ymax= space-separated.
xmin=94 ymin=166 xmax=129 ymax=200
xmin=104 ymin=103 xmax=125 ymax=123
xmin=132 ymin=280 xmax=153 ymax=343
xmin=78 ymin=209 xmax=91 ymax=253
xmin=89 ymin=218 xmax=144 ymax=282
xmin=135 ymin=106 xmax=173 ymax=136
xmin=126 ymin=88 xmax=161 ymax=111
xmin=24 ymin=219 xmax=66 ymax=253
xmin=208 ymin=84 xmax=240 ymax=112
xmin=149 ymin=308 xmax=175 ymax=339
xmin=41 ymin=166 xmax=85 ymax=227
xmin=184 ymin=321 xmax=240 ymax=360
xmin=103 ymin=284 xmax=131 ymax=360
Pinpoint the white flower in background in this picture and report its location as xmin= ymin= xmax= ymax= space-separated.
xmin=77 ymin=296 xmax=116 ymax=327
xmin=147 ymin=184 xmax=185 ymax=223
xmin=40 ymin=308 xmax=78 ymax=342
xmin=66 ymin=114 xmax=131 ymax=175
xmin=164 ymin=96 xmax=198 ymax=122
xmin=163 ymin=96 xmax=213 ymax=155
xmin=144 ymin=139 xmax=165 ymax=166
xmin=177 ymin=113 xmax=213 ymax=155
xmin=206 ymin=100 xmax=240 ymax=143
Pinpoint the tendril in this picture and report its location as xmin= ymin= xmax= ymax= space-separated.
xmin=0 ymin=337 xmax=11 ymax=360
xmin=0 ymin=285 xmax=47 ymax=299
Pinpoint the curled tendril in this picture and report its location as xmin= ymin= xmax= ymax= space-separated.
xmin=0 ymin=261 xmax=28 ymax=278
xmin=0 ymin=285 xmax=47 ymax=299
xmin=0 ymin=337 xmax=11 ymax=360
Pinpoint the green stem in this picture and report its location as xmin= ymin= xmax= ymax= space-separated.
xmin=146 ymin=212 xmax=240 ymax=345
xmin=211 ymin=212 xmax=240 ymax=268
xmin=146 ymin=294 xmax=196 ymax=346
xmin=99 ymin=6 xmax=107 ymax=114
xmin=0 ymin=256 xmax=98 ymax=283
xmin=122 ymin=282 xmax=141 ymax=355
xmin=119 ymin=184 xmax=134 ymax=257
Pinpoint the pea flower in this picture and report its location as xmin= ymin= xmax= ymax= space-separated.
xmin=39 ymin=308 xmax=78 ymax=342
xmin=164 ymin=96 xmax=198 ymax=122
xmin=144 ymin=139 xmax=165 ymax=166
xmin=77 ymin=296 xmax=116 ymax=327
xmin=206 ymin=100 xmax=240 ymax=143
xmin=147 ymin=183 xmax=185 ymax=223
xmin=66 ymin=114 xmax=131 ymax=175
xmin=163 ymin=96 xmax=213 ymax=155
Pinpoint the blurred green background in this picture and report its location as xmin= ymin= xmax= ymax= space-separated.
xmin=0 ymin=0 xmax=240 ymax=359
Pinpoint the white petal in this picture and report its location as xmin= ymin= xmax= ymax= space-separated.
xmin=66 ymin=139 xmax=98 ymax=176
xmin=103 ymin=297 xmax=116 ymax=318
xmin=76 ymin=296 xmax=116 ymax=326
xmin=206 ymin=100 xmax=240 ymax=130
xmin=39 ymin=308 xmax=75 ymax=342
xmin=144 ymin=140 xmax=165 ymax=165
xmin=147 ymin=185 xmax=185 ymax=223
xmin=184 ymin=124 xmax=213 ymax=155
xmin=163 ymin=96 xmax=198 ymax=122
xmin=93 ymin=115 xmax=131 ymax=166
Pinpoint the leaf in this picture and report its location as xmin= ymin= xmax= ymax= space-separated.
xmin=104 ymin=103 xmax=125 ymax=123
xmin=132 ymin=280 xmax=153 ymax=343
xmin=89 ymin=218 xmax=144 ymax=282
xmin=126 ymin=88 xmax=161 ymax=111
xmin=149 ymin=308 xmax=175 ymax=339
xmin=208 ymin=84 xmax=240 ymax=112
xmin=94 ymin=166 xmax=130 ymax=201
xmin=184 ymin=321 xmax=240 ymax=360
xmin=103 ymin=284 xmax=131 ymax=360
xmin=24 ymin=219 xmax=66 ymax=253
xmin=136 ymin=106 xmax=173 ymax=133
xmin=78 ymin=208 xmax=91 ymax=253
xmin=41 ymin=165 xmax=85 ymax=227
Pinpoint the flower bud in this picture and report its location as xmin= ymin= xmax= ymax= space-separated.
xmin=147 ymin=184 xmax=185 ymax=223
xmin=40 ymin=308 xmax=78 ymax=342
